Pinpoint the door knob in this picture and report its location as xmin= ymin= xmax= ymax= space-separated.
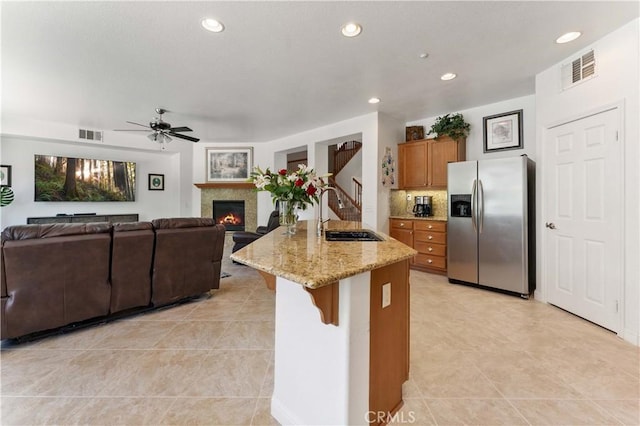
xmin=545 ymin=222 xmax=556 ymax=229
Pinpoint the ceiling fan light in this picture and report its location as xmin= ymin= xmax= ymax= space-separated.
xmin=148 ymin=133 xmax=158 ymax=142
xmin=163 ymin=134 xmax=172 ymax=143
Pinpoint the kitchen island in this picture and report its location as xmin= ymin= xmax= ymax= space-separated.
xmin=230 ymin=220 xmax=417 ymax=426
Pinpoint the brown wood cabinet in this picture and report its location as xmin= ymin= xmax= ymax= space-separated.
xmin=398 ymin=136 xmax=465 ymax=189
xmin=390 ymin=218 xmax=448 ymax=274
xmin=389 ymin=219 xmax=415 ymax=265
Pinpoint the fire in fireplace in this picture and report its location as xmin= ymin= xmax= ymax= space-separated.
xmin=212 ymin=200 xmax=245 ymax=231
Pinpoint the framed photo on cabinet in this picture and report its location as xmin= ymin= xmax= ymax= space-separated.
xmin=483 ymin=109 xmax=523 ymax=153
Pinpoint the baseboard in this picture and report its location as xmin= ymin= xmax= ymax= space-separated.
xmin=621 ymin=328 xmax=639 ymax=346
xmin=271 ymin=396 xmax=303 ymax=426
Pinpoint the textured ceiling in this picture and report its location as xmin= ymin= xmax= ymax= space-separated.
xmin=2 ymin=1 xmax=638 ymax=143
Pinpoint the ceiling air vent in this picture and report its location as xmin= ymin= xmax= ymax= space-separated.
xmin=562 ymin=49 xmax=596 ymax=90
xmin=78 ymin=128 xmax=103 ymax=142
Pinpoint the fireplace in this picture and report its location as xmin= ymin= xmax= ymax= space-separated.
xmin=212 ymin=200 xmax=245 ymax=231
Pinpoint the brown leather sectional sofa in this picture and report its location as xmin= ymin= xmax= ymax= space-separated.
xmin=0 ymin=218 xmax=226 ymax=340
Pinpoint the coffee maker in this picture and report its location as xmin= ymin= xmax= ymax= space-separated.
xmin=412 ymin=195 xmax=433 ymax=217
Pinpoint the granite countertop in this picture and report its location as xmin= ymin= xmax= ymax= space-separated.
xmin=230 ymin=220 xmax=417 ymax=289
xmin=389 ymin=215 xmax=448 ymax=222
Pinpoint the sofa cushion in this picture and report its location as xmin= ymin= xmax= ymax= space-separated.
xmin=113 ymin=221 xmax=154 ymax=232
xmin=151 ymin=221 xmax=225 ymax=305
xmin=110 ymin=222 xmax=154 ymax=313
xmin=1 ymin=222 xmax=111 ymax=240
xmin=151 ymin=217 xmax=215 ymax=229
xmin=1 ymin=228 xmax=111 ymax=338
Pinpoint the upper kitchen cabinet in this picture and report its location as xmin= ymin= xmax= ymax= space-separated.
xmin=398 ymin=136 xmax=466 ymax=189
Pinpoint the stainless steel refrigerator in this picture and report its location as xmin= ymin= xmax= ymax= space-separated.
xmin=447 ymin=155 xmax=535 ymax=297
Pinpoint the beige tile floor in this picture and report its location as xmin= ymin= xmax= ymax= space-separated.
xmin=1 ymin=255 xmax=638 ymax=425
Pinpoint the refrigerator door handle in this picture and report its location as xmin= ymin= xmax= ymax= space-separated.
xmin=471 ymin=179 xmax=477 ymax=231
xmin=478 ymin=179 xmax=484 ymax=234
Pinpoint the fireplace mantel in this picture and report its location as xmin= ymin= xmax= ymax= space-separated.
xmin=194 ymin=182 xmax=254 ymax=189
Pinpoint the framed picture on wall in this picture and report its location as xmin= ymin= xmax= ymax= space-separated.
xmin=206 ymin=147 xmax=253 ymax=182
xmin=0 ymin=165 xmax=12 ymax=187
xmin=148 ymin=173 xmax=165 ymax=191
xmin=483 ymin=109 xmax=523 ymax=153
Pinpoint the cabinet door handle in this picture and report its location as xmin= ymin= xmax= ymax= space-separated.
xmin=428 ymin=247 xmax=433 ymax=252
xmin=428 ymin=259 xmax=433 ymax=264
xmin=400 ymin=223 xmax=404 ymax=227
xmin=428 ymin=225 xmax=433 ymax=229
xmin=428 ymin=235 xmax=433 ymax=240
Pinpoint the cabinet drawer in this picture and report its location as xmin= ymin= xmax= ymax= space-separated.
xmin=390 ymin=219 xmax=414 ymax=230
xmin=414 ymin=254 xmax=446 ymax=270
xmin=414 ymin=241 xmax=446 ymax=257
xmin=414 ymin=231 xmax=446 ymax=245
xmin=414 ymin=221 xmax=446 ymax=232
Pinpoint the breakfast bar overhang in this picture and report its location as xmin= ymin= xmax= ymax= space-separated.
xmin=231 ymin=221 xmax=417 ymax=425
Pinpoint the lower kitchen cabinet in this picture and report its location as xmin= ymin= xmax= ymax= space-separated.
xmin=390 ymin=218 xmax=447 ymax=274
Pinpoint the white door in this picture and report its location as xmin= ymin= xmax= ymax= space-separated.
xmin=545 ymin=107 xmax=622 ymax=332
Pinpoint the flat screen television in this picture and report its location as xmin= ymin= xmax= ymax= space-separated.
xmin=35 ymin=155 xmax=136 ymax=202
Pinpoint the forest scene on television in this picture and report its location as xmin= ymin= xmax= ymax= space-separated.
xmin=35 ymin=155 xmax=136 ymax=201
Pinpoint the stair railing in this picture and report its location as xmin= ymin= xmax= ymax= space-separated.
xmin=333 ymin=141 xmax=362 ymax=176
xmin=327 ymin=177 xmax=361 ymax=222
xmin=353 ymin=177 xmax=362 ymax=208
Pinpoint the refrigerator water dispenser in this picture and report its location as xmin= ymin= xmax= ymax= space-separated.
xmin=450 ymin=194 xmax=472 ymax=217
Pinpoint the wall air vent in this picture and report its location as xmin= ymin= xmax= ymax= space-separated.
xmin=562 ymin=49 xmax=596 ymax=90
xmin=78 ymin=128 xmax=103 ymax=142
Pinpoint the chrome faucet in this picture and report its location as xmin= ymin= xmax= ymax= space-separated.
xmin=317 ymin=186 xmax=345 ymax=237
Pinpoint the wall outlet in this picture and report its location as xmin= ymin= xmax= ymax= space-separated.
xmin=382 ymin=283 xmax=391 ymax=308
xmin=406 ymin=194 xmax=412 ymax=201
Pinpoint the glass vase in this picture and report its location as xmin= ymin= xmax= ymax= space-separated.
xmin=278 ymin=200 xmax=299 ymax=235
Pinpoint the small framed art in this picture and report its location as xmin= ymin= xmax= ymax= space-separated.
xmin=148 ymin=173 xmax=164 ymax=191
xmin=0 ymin=165 xmax=12 ymax=187
xmin=405 ymin=126 xmax=424 ymax=141
xmin=483 ymin=109 xmax=523 ymax=153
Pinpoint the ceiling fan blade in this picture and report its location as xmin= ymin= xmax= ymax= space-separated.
xmin=125 ymin=121 xmax=151 ymax=129
xmin=169 ymin=132 xmax=200 ymax=142
xmin=169 ymin=126 xmax=192 ymax=133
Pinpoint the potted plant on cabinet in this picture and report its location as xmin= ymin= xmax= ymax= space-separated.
xmin=427 ymin=113 xmax=470 ymax=140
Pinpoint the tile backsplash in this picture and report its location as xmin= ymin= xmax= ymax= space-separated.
xmin=389 ymin=189 xmax=448 ymax=218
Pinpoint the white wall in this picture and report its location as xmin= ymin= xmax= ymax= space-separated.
xmin=377 ymin=113 xmax=405 ymax=233
xmin=0 ymin=116 xmax=187 ymax=227
xmin=535 ymin=19 xmax=640 ymax=344
xmin=406 ymin=94 xmax=536 ymax=161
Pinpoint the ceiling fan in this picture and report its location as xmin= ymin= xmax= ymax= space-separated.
xmin=115 ymin=108 xmax=200 ymax=147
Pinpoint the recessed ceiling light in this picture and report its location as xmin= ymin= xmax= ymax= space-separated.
xmin=368 ymin=97 xmax=381 ymax=104
xmin=341 ymin=22 xmax=362 ymax=37
xmin=201 ymin=18 xmax=225 ymax=33
xmin=440 ymin=73 xmax=457 ymax=81
xmin=556 ymin=31 xmax=581 ymax=44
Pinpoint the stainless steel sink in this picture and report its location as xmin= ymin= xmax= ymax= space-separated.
xmin=324 ymin=229 xmax=383 ymax=242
